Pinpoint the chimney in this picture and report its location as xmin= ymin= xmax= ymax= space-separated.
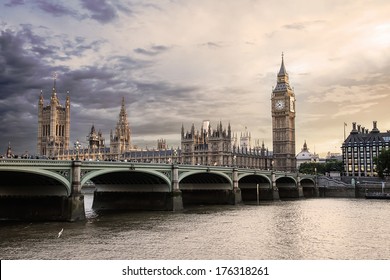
xmin=351 ymin=122 xmax=358 ymax=134
xmin=371 ymin=121 xmax=379 ymax=133
xmin=357 ymin=125 xmax=361 ymax=133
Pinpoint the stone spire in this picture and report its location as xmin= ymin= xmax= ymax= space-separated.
xmin=275 ymin=52 xmax=291 ymax=87
xmin=110 ymin=97 xmax=132 ymax=154
xmin=302 ymin=140 xmax=308 ymax=151
xmin=6 ymin=142 xmax=13 ymax=158
xmin=52 ymin=72 xmax=57 ymax=96
xmin=120 ymin=96 xmax=126 ymax=116
xmin=278 ymin=52 xmax=287 ymax=77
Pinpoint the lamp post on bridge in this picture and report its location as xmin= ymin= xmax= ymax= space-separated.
xmin=74 ymin=140 xmax=81 ymax=161
xmin=271 ymin=160 xmax=279 ymax=200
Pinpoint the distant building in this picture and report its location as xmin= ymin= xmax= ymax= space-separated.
xmin=157 ymin=139 xmax=167 ymax=150
xmin=181 ymin=121 xmax=271 ymax=168
xmin=110 ymin=97 xmax=132 ymax=156
xmin=6 ymin=142 xmax=13 ymax=158
xmin=342 ymin=121 xmax=390 ymax=177
xmin=296 ymin=141 xmax=319 ymax=168
xmin=271 ymin=54 xmax=296 ymax=171
xmin=37 ymin=78 xmax=70 ymax=158
xmin=325 ymin=151 xmax=342 ymax=162
xmin=87 ymin=125 xmax=105 ymax=150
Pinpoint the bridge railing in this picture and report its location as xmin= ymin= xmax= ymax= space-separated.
xmin=0 ymin=158 xmax=73 ymax=166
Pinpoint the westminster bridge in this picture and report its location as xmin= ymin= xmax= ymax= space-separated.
xmin=0 ymin=159 xmax=316 ymax=221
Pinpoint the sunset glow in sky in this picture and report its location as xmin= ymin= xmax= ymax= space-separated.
xmin=1 ymin=0 xmax=389 ymax=156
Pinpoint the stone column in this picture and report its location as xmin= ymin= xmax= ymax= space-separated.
xmin=271 ymin=171 xmax=280 ymax=200
xmin=67 ymin=160 xmax=85 ymax=221
xmin=232 ymin=168 xmax=242 ymax=204
xmin=171 ymin=164 xmax=183 ymax=211
xmin=314 ymin=175 xmax=319 ymax=197
xmin=297 ymin=173 xmax=304 ymax=198
xmin=71 ymin=160 xmax=82 ymax=195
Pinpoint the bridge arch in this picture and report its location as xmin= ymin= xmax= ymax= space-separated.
xmin=300 ymin=178 xmax=316 ymax=197
xmin=0 ymin=169 xmax=70 ymax=196
xmin=84 ymin=168 xmax=173 ymax=211
xmin=238 ymin=174 xmax=273 ymax=201
xmin=81 ymin=168 xmax=171 ymax=191
xmin=178 ymin=170 xmax=233 ymax=187
xmin=178 ymin=170 xmax=233 ymax=206
xmin=276 ymin=176 xmax=299 ymax=199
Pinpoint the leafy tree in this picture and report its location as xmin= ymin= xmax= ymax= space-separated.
xmin=298 ymin=160 xmax=343 ymax=175
xmin=375 ymin=148 xmax=390 ymax=178
xmin=324 ymin=160 xmax=343 ymax=173
xmin=299 ymin=162 xmax=323 ymax=175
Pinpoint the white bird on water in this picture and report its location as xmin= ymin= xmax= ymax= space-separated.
xmin=57 ymin=228 xmax=64 ymax=238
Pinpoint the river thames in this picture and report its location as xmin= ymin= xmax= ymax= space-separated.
xmin=1 ymin=196 xmax=389 ymax=260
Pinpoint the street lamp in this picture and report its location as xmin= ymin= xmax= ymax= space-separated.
xmin=74 ymin=140 xmax=81 ymax=161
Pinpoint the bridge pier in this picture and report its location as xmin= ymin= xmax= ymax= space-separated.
xmin=67 ymin=161 xmax=85 ymax=221
xmin=297 ymin=173 xmax=304 ymax=198
xmin=171 ymin=164 xmax=183 ymax=211
xmin=271 ymin=171 xmax=280 ymax=200
xmin=232 ymin=168 xmax=242 ymax=204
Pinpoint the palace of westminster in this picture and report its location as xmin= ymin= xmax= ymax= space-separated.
xmin=8 ymin=56 xmax=388 ymax=175
xmin=32 ymin=56 xmax=296 ymax=171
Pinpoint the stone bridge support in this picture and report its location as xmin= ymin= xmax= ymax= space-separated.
xmin=67 ymin=161 xmax=85 ymax=221
xmin=171 ymin=164 xmax=183 ymax=211
xmin=296 ymin=173 xmax=304 ymax=198
xmin=271 ymin=171 xmax=280 ymax=200
xmin=232 ymin=168 xmax=242 ymax=204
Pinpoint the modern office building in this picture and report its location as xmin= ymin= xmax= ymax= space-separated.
xmin=342 ymin=121 xmax=390 ymax=177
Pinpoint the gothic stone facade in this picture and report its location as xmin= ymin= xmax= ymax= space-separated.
xmin=37 ymin=82 xmax=70 ymax=158
xmin=110 ymin=97 xmax=132 ymax=156
xmin=271 ymin=55 xmax=296 ymax=172
xmin=181 ymin=121 xmax=271 ymax=168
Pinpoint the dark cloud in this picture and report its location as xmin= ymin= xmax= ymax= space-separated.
xmin=80 ymin=0 xmax=118 ymax=24
xmin=134 ymin=45 xmax=170 ymax=56
xmin=4 ymin=0 xmax=25 ymax=7
xmin=0 ymin=25 xmax=149 ymax=154
xmin=0 ymin=24 xmax=205 ymax=154
xmin=35 ymin=0 xmax=80 ymax=18
xmin=4 ymin=0 xmax=131 ymax=23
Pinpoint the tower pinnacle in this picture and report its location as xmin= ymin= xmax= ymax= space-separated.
xmin=278 ymin=52 xmax=287 ymax=77
xmin=51 ymin=72 xmax=58 ymax=97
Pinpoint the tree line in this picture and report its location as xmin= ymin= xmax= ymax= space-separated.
xmin=298 ymin=148 xmax=390 ymax=178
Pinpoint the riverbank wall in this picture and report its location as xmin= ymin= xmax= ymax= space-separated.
xmin=317 ymin=176 xmax=389 ymax=198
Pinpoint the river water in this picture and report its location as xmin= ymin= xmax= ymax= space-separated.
xmin=1 ymin=196 xmax=389 ymax=260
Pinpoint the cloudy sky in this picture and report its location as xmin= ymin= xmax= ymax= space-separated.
xmin=1 ymin=0 xmax=389 ymax=156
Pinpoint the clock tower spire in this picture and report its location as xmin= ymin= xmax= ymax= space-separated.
xmin=271 ymin=54 xmax=296 ymax=171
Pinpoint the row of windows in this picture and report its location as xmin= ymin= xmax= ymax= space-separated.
xmin=347 ymin=165 xmax=374 ymax=172
xmin=41 ymin=124 xmax=66 ymax=137
xmin=346 ymin=145 xmax=389 ymax=152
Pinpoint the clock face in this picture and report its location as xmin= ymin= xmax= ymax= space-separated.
xmin=275 ymin=100 xmax=285 ymax=110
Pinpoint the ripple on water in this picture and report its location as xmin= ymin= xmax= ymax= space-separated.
xmin=1 ymin=198 xmax=390 ymax=259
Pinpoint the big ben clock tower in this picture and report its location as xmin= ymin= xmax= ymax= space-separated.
xmin=271 ymin=54 xmax=296 ymax=171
